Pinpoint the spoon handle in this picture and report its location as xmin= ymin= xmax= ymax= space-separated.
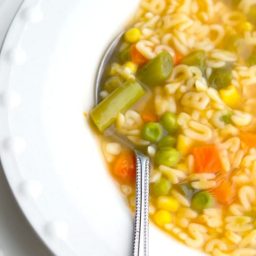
xmin=133 ymin=152 xmax=150 ymax=256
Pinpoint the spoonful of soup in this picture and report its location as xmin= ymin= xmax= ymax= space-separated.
xmin=90 ymin=29 xmax=173 ymax=256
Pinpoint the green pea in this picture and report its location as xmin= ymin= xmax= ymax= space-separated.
xmin=158 ymin=136 xmax=176 ymax=149
xmin=191 ymin=191 xmax=214 ymax=212
xmin=247 ymin=5 xmax=256 ymax=25
xmin=137 ymin=51 xmax=173 ymax=87
xmin=152 ymin=178 xmax=171 ymax=196
xmin=141 ymin=122 xmax=163 ymax=143
xmin=160 ymin=112 xmax=179 ymax=134
xmin=181 ymin=50 xmax=206 ymax=72
xmin=155 ymin=148 xmax=181 ymax=167
xmin=209 ymin=67 xmax=232 ymax=90
xmin=104 ymin=76 xmax=123 ymax=92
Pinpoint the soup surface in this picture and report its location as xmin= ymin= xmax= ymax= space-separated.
xmin=90 ymin=0 xmax=256 ymax=255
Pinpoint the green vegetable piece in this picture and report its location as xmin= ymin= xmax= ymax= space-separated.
xmin=160 ymin=112 xmax=179 ymax=134
xmin=221 ymin=112 xmax=232 ymax=124
xmin=141 ymin=122 xmax=163 ymax=143
xmin=191 ymin=191 xmax=214 ymax=212
xmin=119 ymin=45 xmax=131 ymax=63
xmin=137 ymin=51 xmax=173 ymax=87
xmin=181 ymin=50 xmax=206 ymax=72
xmin=152 ymin=178 xmax=171 ymax=196
xmin=158 ymin=136 xmax=176 ymax=149
xmin=247 ymin=54 xmax=256 ymax=67
xmin=155 ymin=148 xmax=181 ymax=167
xmin=177 ymin=183 xmax=196 ymax=201
xmin=209 ymin=67 xmax=232 ymax=90
xmin=247 ymin=5 xmax=256 ymax=25
xmin=90 ymin=81 xmax=145 ymax=132
xmin=104 ymin=76 xmax=123 ymax=92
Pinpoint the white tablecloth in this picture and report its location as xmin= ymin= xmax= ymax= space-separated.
xmin=0 ymin=1 xmax=52 ymax=255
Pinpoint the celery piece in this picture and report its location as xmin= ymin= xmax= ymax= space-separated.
xmin=90 ymin=80 xmax=145 ymax=132
xmin=137 ymin=51 xmax=173 ymax=87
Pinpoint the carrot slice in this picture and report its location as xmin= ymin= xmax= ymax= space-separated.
xmin=192 ymin=145 xmax=223 ymax=173
xmin=131 ymin=44 xmax=148 ymax=65
xmin=112 ymin=151 xmax=136 ymax=183
xmin=174 ymin=52 xmax=183 ymax=65
xmin=240 ymin=132 xmax=256 ymax=148
xmin=211 ymin=179 xmax=235 ymax=205
xmin=142 ymin=112 xmax=158 ymax=122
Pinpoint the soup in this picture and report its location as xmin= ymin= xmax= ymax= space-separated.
xmin=89 ymin=0 xmax=256 ymax=255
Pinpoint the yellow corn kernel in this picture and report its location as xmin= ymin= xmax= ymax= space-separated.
xmin=153 ymin=210 xmax=173 ymax=227
xmin=177 ymin=163 xmax=188 ymax=172
xmin=124 ymin=61 xmax=138 ymax=74
xmin=157 ymin=196 xmax=180 ymax=212
xmin=124 ymin=28 xmax=142 ymax=43
xmin=240 ymin=22 xmax=253 ymax=32
xmin=220 ymin=85 xmax=241 ymax=108
xmin=177 ymin=135 xmax=194 ymax=155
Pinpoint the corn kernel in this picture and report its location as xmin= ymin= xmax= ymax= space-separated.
xmin=157 ymin=196 xmax=180 ymax=212
xmin=153 ymin=210 xmax=173 ymax=227
xmin=124 ymin=61 xmax=138 ymax=74
xmin=124 ymin=28 xmax=142 ymax=43
xmin=177 ymin=135 xmax=194 ymax=155
xmin=220 ymin=85 xmax=241 ymax=108
xmin=240 ymin=22 xmax=253 ymax=32
xmin=177 ymin=163 xmax=188 ymax=172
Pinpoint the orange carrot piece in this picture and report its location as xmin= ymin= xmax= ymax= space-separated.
xmin=112 ymin=151 xmax=136 ymax=183
xmin=142 ymin=112 xmax=158 ymax=122
xmin=174 ymin=52 xmax=183 ymax=65
xmin=211 ymin=179 xmax=235 ymax=205
xmin=240 ymin=132 xmax=256 ymax=148
xmin=131 ymin=44 xmax=148 ymax=65
xmin=192 ymin=145 xmax=223 ymax=173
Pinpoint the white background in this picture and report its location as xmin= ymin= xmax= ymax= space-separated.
xmin=0 ymin=0 xmax=52 ymax=255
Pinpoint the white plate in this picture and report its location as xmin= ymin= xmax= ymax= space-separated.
xmin=0 ymin=0 xmax=202 ymax=255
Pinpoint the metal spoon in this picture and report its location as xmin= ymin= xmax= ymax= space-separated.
xmin=94 ymin=32 xmax=150 ymax=256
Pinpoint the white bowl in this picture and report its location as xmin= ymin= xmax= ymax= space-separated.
xmin=0 ymin=0 xmax=203 ymax=255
